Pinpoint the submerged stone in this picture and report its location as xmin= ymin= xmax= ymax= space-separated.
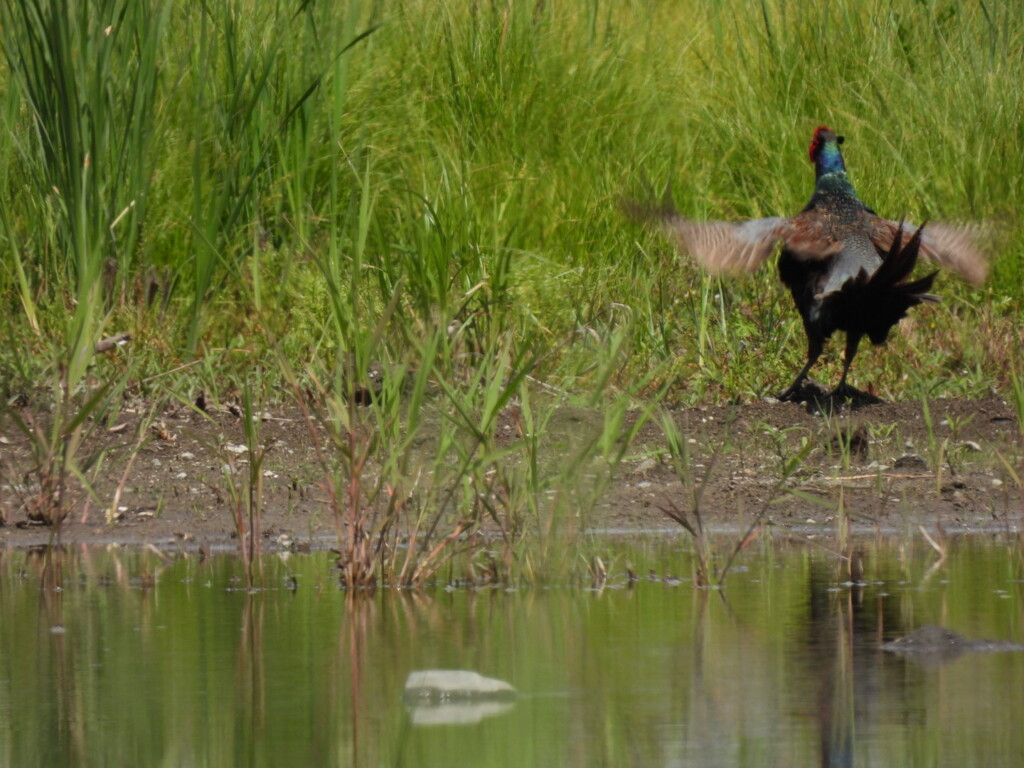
xmin=881 ymin=625 xmax=1024 ymax=658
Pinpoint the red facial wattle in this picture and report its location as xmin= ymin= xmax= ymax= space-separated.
xmin=809 ymin=126 xmax=831 ymax=163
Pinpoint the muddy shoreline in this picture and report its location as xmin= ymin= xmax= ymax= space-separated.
xmin=2 ymin=396 xmax=1021 ymax=551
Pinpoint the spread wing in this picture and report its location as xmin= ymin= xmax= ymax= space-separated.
xmin=622 ymin=192 xmax=864 ymax=273
xmin=656 ymin=216 xmax=794 ymax=274
xmin=623 ymin=195 xmax=793 ymax=274
xmin=874 ymin=219 xmax=991 ymax=285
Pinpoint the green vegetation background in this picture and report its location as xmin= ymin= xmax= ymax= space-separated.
xmin=2 ymin=0 xmax=1020 ymax=406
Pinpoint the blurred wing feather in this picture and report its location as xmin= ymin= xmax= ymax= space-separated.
xmin=657 ymin=215 xmax=792 ymax=274
xmin=875 ymin=219 xmax=990 ymax=285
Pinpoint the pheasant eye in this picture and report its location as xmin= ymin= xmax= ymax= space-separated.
xmin=837 ymin=135 xmax=845 ymax=145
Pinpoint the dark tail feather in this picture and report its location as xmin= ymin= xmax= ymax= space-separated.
xmin=899 ymin=271 xmax=939 ymax=303
xmin=869 ymin=221 xmax=925 ymax=287
xmin=836 ymin=223 xmax=940 ymax=346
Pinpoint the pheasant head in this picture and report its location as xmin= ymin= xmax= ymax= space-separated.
xmin=809 ymin=126 xmax=846 ymax=178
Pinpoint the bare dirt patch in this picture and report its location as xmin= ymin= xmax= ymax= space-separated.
xmin=2 ymin=396 xmax=1021 ymax=551
xmin=603 ymin=396 xmax=1022 ymax=535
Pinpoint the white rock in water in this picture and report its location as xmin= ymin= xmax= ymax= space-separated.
xmin=404 ymin=670 xmax=517 ymax=726
xmin=404 ymin=670 xmax=516 ymax=699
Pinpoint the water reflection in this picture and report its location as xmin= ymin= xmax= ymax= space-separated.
xmin=801 ymin=557 xmax=894 ymax=768
xmin=0 ymin=537 xmax=1022 ymax=767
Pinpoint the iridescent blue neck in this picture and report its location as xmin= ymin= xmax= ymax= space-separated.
xmin=814 ymin=140 xmax=847 ymax=179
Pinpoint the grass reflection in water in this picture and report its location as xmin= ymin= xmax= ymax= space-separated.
xmin=0 ymin=537 xmax=1022 ymax=767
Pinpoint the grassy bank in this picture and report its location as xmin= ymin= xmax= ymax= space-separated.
xmin=1 ymin=0 xmax=1021 ymax=575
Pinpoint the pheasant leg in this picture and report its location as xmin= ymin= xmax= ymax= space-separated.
xmin=777 ymin=334 xmax=824 ymax=402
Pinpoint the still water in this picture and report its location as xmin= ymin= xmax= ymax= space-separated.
xmin=1 ymin=536 xmax=1022 ymax=767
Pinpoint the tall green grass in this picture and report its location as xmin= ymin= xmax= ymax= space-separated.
xmin=2 ymin=0 xmax=1021 ymax=396
xmin=0 ymin=0 xmax=1021 ymax=558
